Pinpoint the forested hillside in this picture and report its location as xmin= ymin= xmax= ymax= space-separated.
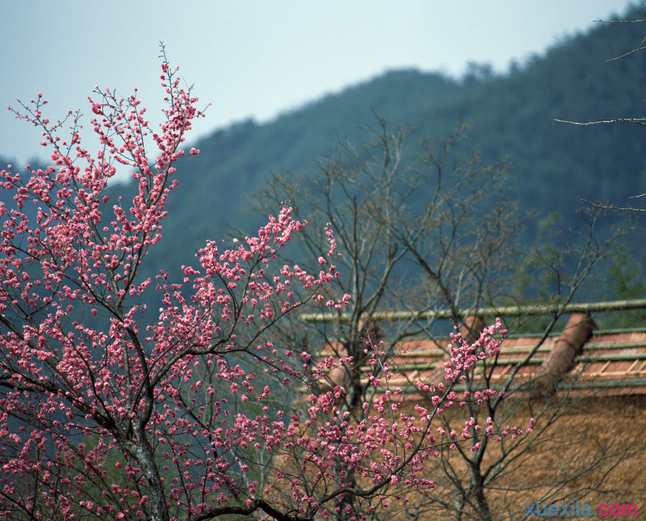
xmin=2 ymin=6 xmax=644 ymax=295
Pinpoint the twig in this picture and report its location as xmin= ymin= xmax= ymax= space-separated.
xmin=577 ymin=196 xmax=646 ymax=213
xmin=554 ymin=117 xmax=646 ymax=126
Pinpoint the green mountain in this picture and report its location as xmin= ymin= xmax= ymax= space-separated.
xmin=148 ymin=8 xmax=643 ymax=275
xmin=150 ymin=69 xmax=465 ymax=266
xmin=2 ymin=6 xmax=645 ymax=293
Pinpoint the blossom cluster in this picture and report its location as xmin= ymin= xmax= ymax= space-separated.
xmin=0 ymin=50 xmax=531 ymax=521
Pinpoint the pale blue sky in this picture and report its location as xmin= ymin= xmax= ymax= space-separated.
xmin=0 ymin=0 xmax=638 ymax=170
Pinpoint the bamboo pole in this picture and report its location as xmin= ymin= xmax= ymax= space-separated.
xmin=301 ymin=298 xmax=646 ymax=323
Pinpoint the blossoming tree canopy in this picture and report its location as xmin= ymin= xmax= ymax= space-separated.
xmin=0 ymin=47 xmax=529 ymax=521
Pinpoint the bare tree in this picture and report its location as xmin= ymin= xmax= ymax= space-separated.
xmin=250 ymin=119 xmax=525 ymax=403
xmin=248 ymin=117 xmax=626 ymax=520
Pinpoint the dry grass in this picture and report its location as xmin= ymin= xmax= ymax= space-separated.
xmin=400 ymin=394 xmax=646 ymax=520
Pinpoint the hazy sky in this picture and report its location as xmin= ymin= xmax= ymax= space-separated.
xmin=0 ymin=0 xmax=638 ymax=169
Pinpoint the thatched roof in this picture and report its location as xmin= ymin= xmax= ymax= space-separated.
xmin=385 ymin=323 xmax=646 ymax=399
xmin=310 ymin=300 xmax=646 ymax=399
